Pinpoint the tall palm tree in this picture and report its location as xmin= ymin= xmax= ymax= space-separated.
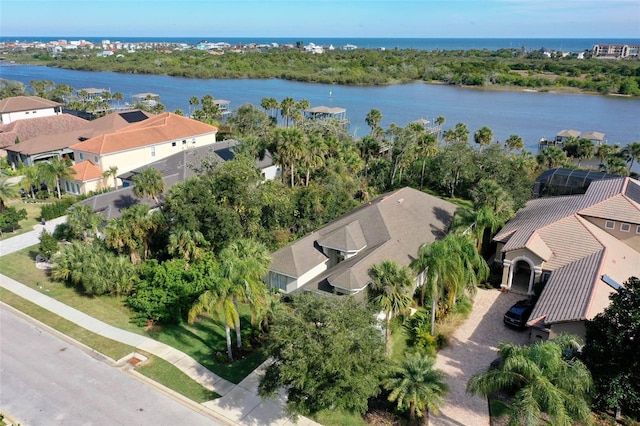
xmin=273 ymin=127 xmax=306 ymax=187
xmin=365 ymin=108 xmax=383 ymax=137
xmin=467 ymin=337 xmax=594 ymax=426
xmin=411 ymin=234 xmax=487 ymax=334
xmin=48 ymin=156 xmax=76 ymax=198
xmin=622 ymin=141 xmax=640 ymax=171
xmin=473 ymin=126 xmax=493 ymax=148
xmin=280 ymin=96 xmax=295 ymax=127
xmin=102 ymin=165 xmax=119 ymax=190
xmin=21 ymin=166 xmax=39 ymax=199
xmin=415 ymin=132 xmax=438 ymax=189
xmin=112 ymin=91 xmax=124 ymax=109
xmin=189 ymin=276 xmax=239 ymax=362
xmin=368 ymin=260 xmax=414 ymax=355
xmin=0 ymin=176 xmax=19 ymax=212
xmin=188 ymin=95 xmax=200 ymax=116
xmin=132 ymin=168 xmax=165 ymax=210
xmin=218 ymin=238 xmax=271 ymax=349
xmin=384 ymin=352 xmax=449 ymax=425
xmin=504 ymin=134 xmax=524 ymax=152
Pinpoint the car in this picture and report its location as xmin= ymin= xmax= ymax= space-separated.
xmin=503 ymin=299 xmax=534 ymax=328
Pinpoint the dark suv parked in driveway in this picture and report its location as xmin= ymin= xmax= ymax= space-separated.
xmin=503 ymin=299 xmax=535 ymax=328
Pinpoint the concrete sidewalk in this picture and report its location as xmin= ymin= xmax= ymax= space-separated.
xmin=0 ymin=215 xmax=67 ymax=256
xmin=0 ymin=222 xmax=321 ymax=426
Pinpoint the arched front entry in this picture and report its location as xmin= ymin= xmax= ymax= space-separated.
xmin=501 ymin=255 xmax=542 ymax=295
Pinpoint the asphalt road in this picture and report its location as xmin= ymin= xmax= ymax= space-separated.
xmin=0 ymin=306 xmax=221 ymax=426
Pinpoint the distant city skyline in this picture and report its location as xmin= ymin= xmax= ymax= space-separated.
xmin=1 ymin=0 xmax=639 ymax=39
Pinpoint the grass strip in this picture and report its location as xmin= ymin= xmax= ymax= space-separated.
xmin=0 ymin=287 xmax=220 ymax=402
xmin=136 ymin=356 xmax=220 ymax=403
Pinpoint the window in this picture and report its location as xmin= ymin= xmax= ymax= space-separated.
xmin=620 ymin=223 xmax=631 ymax=232
xmin=182 ymin=139 xmax=187 ymax=145
xmin=542 ymin=272 xmax=551 ymax=283
xmin=65 ymin=181 xmax=70 ymax=192
xmin=192 ymin=138 xmax=196 ymax=144
xmin=94 ymin=156 xmax=98 ymax=164
xmin=79 ymin=153 xmax=84 ymax=160
xmin=172 ymin=141 xmax=176 ymax=147
xmin=605 ymin=220 xmax=615 ymax=229
xmin=150 ymin=146 xmax=156 ymax=157
xmin=637 ymin=225 xmax=640 ymax=234
xmin=25 ymin=111 xmax=30 ymax=115
xmin=268 ymin=272 xmax=288 ymax=292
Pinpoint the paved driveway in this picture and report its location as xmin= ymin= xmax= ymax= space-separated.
xmin=431 ymin=288 xmax=530 ymax=426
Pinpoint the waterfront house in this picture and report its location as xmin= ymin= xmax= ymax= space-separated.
xmin=82 ymin=139 xmax=276 ymax=219
xmin=64 ymin=112 xmax=218 ymax=195
xmin=0 ymin=96 xmax=62 ymax=125
xmin=3 ymin=110 xmax=152 ymax=167
xmin=493 ymin=176 xmax=640 ymax=340
xmin=267 ymin=187 xmax=458 ymax=296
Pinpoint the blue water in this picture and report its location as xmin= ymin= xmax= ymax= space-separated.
xmin=1 ymin=66 xmax=639 ymax=163
xmin=3 ymin=37 xmax=639 ymax=52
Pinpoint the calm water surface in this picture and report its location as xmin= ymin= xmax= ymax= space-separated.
xmin=1 ymin=65 xmax=638 ymax=153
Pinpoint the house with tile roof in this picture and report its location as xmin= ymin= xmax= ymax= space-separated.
xmin=267 ymin=187 xmax=458 ymax=296
xmin=0 ymin=96 xmax=62 ymax=124
xmin=493 ymin=176 xmax=640 ymax=340
xmin=81 ymin=139 xmax=277 ymax=220
xmin=64 ymin=112 xmax=218 ymax=195
xmin=3 ymin=110 xmax=153 ymax=167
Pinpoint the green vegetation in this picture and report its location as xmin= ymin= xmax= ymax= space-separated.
xmin=583 ymin=276 xmax=640 ymax=420
xmin=135 ymin=356 xmax=219 ymax=403
xmin=5 ymin=47 xmax=640 ymax=95
xmin=467 ymin=335 xmax=594 ymax=426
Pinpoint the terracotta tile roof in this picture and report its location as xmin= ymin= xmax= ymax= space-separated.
xmin=69 ymin=112 xmax=218 ymax=155
xmin=0 ymin=114 xmax=89 ymax=149
xmin=0 ymin=96 xmax=61 ymax=113
xmin=78 ymin=110 xmax=153 ymax=139
xmin=71 ymin=160 xmax=103 ymax=181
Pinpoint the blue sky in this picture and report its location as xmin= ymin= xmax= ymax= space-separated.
xmin=1 ymin=0 xmax=639 ymax=38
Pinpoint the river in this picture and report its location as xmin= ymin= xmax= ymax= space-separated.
xmin=1 ymin=65 xmax=639 ymax=154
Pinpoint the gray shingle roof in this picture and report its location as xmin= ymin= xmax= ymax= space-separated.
xmin=271 ymin=187 xmax=458 ymax=295
xmin=317 ymin=220 xmax=367 ymax=252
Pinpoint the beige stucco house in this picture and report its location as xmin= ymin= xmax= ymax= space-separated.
xmin=267 ymin=187 xmax=458 ymax=296
xmin=0 ymin=96 xmax=62 ymax=125
xmin=493 ymin=176 xmax=640 ymax=340
xmin=64 ymin=112 xmax=218 ymax=195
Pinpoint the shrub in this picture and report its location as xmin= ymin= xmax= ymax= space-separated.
xmin=40 ymin=197 xmax=75 ymax=220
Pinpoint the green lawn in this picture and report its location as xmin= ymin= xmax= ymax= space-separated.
xmin=0 ymin=199 xmax=47 ymax=241
xmin=0 ymin=245 xmax=267 ymax=384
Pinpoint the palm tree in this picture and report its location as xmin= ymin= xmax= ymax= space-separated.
xmin=366 ymin=108 xmax=383 ymax=137
xmin=622 ymin=141 xmax=640 ymax=171
xmin=273 ymin=127 xmax=306 ymax=187
xmin=280 ymin=96 xmax=295 ymax=127
xmin=132 ymin=168 xmax=164 ymax=210
xmin=189 ymin=275 xmax=238 ymax=362
xmin=411 ymin=234 xmax=487 ymax=334
xmin=218 ymin=238 xmax=271 ymax=349
xmin=21 ymin=166 xmax=39 ymax=199
xmin=102 ymin=165 xmax=119 ymax=190
xmin=415 ymin=132 xmax=438 ymax=189
xmin=384 ymin=352 xmax=449 ymax=425
xmin=358 ymin=135 xmax=381 ymax=178
xmin=260 ymin=97 xmax=279 ymax=121
xmin=67 ymin=203 xmax=102 ymax=241
xmin=504 ymin=134 xmax=524 ymax=152
xmin=168 ymin=228 xmax=209 ymax=265
xmin=434 ymin=116 xmax=446 ymax=140
xmin=473 ymin=126 xmax=493 ymax=148
xmin=48 ymin=156 xmax=76 ymax=198
xmin=536 ymin=146 xmax=567 ymax=170
xmin=112 ymin=91 xmax=124 ymax=109
xmin=368 ymin=260 xmax=414 ymax=355
xmin=467 ymin=337 xmax=594 ymax=426
xmin=188 ymin=95 xmax=200 ymax=116
xmin=0 ymin=176 xmax=19 ymax=212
